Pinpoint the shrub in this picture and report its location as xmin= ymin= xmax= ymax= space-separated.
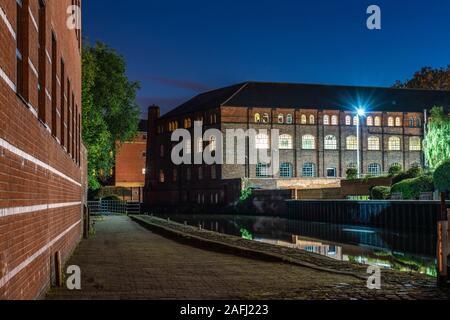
xmin=434 ymin=159 xmax=450 ymax=192
xmin=391 ymin=175 xmax=434 ymax=200
xmin=101 ymin=195 xmax=122 ymax=201
xmin=388 ymin=164 xmax=403 ymax=177
xmin=346 ymin=168 xmax=358 ymax=180
xmin=392 ymin=166 xmax=423 ymax=185
xmin=371 ymin=186 xmax=392 ymax=200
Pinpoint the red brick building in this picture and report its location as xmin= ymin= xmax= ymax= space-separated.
xmin=0 ymin=0 xmax=84 ymax=299
xmin=112 ymin=120 xmax=147 ymax=201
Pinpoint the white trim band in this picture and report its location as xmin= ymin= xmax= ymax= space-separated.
xmin=0 ymin=6 xmax=16 ymax=40
xmin=0 ymin=220 xmax=81 ymax=289
xmin=0 ymin=138 xmax=81 ymax=187
xmin=0 ymin=201 xmax=81 ymax=219
xmin=0 ymin=66 xmax=16 ymax=92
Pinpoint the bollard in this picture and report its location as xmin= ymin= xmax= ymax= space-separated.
xmin=55 ymin=251 xmax=62 ymax=287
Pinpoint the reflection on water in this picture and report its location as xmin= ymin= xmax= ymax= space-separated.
xmin=157 ymin=214 xmax=437 ymax=277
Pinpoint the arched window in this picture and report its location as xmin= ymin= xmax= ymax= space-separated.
xmin=395 ymin=117 xmax=402 ymax=127
xmin=256 ymin=163 xmax=271 ymax=178
xmin=254 ymin=113 xmax=261 ymax=123
xmin=302 ymin=135 xmax=316 ymax=150
xmin=345 ymin=116 xmax=352 ymax=126
xmin=323 ymin=115 xmax=330 ymax=125
xmin=159 ymin=170 xmax=165 ymax=183
xmin=374 ymin=116 xmax=381 ymax=127
xmin=302 ymin=163 xmax=316 ymax=177
xmin=331 ymin=115 xmax=338 ymax=125
xmin=280 ymin=163 xmax=293 ymax=178
xmin=388 ymin=117 xmax=394 ymax=127
xmin=416 ymin=118 xmax=422 ymax=128
xmin=368 ymin=136 xmax=380 ymax=151
xmin=346 ymin=136 xmax=357 ymax=150
xmin=255 ymin=133 xmax=269 ymax=149
xmin=309 ymin=115 xmax=315 ymax=125
xmin=279 ymin=134 xmax=293 ymax=150
xmin=286 ymin=114 xmax=293 ymax=124
xmin=368 ymin=163 xmax=382 ymax=176
xmin=324 ymin=135 xmax=337 ymax=150
xmin=388 ymin=137 xmax=401 ymax=151
xmin=209 ymin=136 xmax=217 ymax=151
xmin=301 ymin=115 xmax=307 ymax=124
xmin=409 ymin=137 xmax=422 ymax=151
xmin=262 ymin=113 xmax=270 ymax=123
xmin=408 ymin=118 xmax=415 ymax=128
xmin=353 ymin=116 xmax=359 ymax=126
xmin=278 ymin=114 xmax=284 ymax=124
xmin=367 ymin=116 xmax=374 ymax=126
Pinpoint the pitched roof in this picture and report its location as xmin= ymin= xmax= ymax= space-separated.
xmin=161 ymin=81 xmax=450 ymax=119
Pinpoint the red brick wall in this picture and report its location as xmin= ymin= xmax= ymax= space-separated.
xmin=115 ymin=132 xmax=147 ymax=187
xmin=0 ymin=0 xmax=84 ymax=300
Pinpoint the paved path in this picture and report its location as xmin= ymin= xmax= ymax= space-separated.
xmin=47 ymin=216 xmax=369 ymax=300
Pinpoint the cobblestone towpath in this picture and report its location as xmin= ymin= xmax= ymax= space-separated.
xmin=47 ymin=215 xmax=450 ymax=300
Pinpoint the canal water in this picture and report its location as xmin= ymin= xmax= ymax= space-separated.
xmin=157 ymin=214 xmax=437 ymax=277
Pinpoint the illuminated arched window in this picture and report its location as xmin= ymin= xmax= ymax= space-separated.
xmin=278 ymin=114 xmax=284 ymax=124
xmin=353 ymin=116 xmax=359 ymax=126
xmin=262 ymin=113 xmax=270 ymax=123
xmin=279 ymin=134 xmax=293 ymax=150
xmin=279 ymin=163 xmax=293 ymax=178
xmin=409 ymin=137 xmax=421 ymax=151
xmin=368 ymin=136 xmax=380 ymax=151
xmin=374 ymin=116 xmax=381 ymax=127
xmin=345 ymin=116 xmax=352 ymax=126
xmin=331 ymin=115 xmax=338 ymax=125
xmin=302 ymin=163 xmax=316 ymax=177
xmin=388 ymin=117 xmax=394 ymax=127
xmin=286 ymin=114 xmax=293 ymax=124
xmin=323 ymin=115 xmax=330 ymax=125
xmin=256 ymin=163 xmax=271 ymax=178
xmin=367 ymin=116 xmax=374 ymax=126
xmin=388 ymin=137 xmax=401 ymax=151
xmin=254 ymin=113 xmax=261 ymax=123
xmin=395 ymin=117 xmax=402 ymax=127
xmin=309 ymin=115 xmax=315 ymax=125
xmin=256 ymin=133 xmax=269 ymax=149
xmin=324 ymin=135 xmax=337 ymax=150
xmin=346 ymin=136 xmax=357 ymax=150
xmin=368 ymin=163 xmax=381 ymax=176
xmin=301 ymin=115 xmax=307 ymax=124
xmin=302 ymin=135 xmax=316 ymax=150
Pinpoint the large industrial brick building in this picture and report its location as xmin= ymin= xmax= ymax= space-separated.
xmin=0 ymin=0 xmax=84 ymax=299
xmin=145 ymin=82 xmax=450 ymax=207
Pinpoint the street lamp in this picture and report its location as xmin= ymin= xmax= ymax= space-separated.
xmin=356 ymin=108 xmax=365 ymax=178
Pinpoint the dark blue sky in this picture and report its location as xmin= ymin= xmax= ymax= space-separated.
xmin=83 ymin=0 xmax=450 ymax=116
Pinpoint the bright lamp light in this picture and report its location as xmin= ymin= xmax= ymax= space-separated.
xmin=357 ymin=108 xmax=366 ymax=116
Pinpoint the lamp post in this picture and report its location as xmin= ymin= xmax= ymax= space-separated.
xmin=356 ymin=108 xmax=365 ymax=178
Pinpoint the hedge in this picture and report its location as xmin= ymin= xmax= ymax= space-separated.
xmin=391 ymin=175 xmax=434 ymax=200
xmin=371 ymin=186 xmax=392 ymax=200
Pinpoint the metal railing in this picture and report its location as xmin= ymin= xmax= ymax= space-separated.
xmin=87 ymin=200 xmax=141 ymax=215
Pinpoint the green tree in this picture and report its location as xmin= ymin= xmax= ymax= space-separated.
xmin=424 ymin=107 xmax=450 ymax=170
xmin=434 ymin=160 xmax=450 ymax=193
xmin=393 ymin=65 xmax=450 ymax=91
xmin=82 ymin=42 xmax=140 ymax=190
